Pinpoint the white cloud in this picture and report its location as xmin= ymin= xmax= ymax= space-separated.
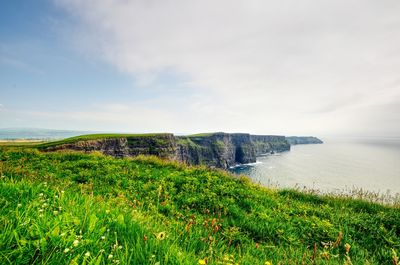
xmin=53 ymin=0 xmax=400 ymax=136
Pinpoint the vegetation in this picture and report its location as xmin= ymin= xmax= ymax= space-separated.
xmin=36 ymin=133 xmax=171 ymax=149
xmin=0 ymin=148 xmax=399 ymax=264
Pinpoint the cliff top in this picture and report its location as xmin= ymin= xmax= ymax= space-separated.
xmin=37 ymin=133 xmax=172 ymax=149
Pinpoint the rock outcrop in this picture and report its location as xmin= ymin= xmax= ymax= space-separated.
xmin=285 ymin=136 xmax=323 ymax=145
xmin=43 ymin=132 xmax=291 ymax=169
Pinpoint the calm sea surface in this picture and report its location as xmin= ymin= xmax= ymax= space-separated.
xmin=231 ymin=137 xmax=400 ymax=195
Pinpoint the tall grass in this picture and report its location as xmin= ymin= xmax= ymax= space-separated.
xmin=0 ymin=148 xmax=399 ymax=264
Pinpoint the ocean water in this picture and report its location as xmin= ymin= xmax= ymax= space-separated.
xmin=231 ymin=137 xmax=400 ymax=195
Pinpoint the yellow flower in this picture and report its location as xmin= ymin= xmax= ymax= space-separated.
xmin=198 ymin=259 xmax=207 ymax=265
xmin=155 ymin=231 xmax=166 ymax=240
xmin=344 ymin=243 xmax=351 ymax=254
xmin=265 ymin=262 xmax=272 ymax=265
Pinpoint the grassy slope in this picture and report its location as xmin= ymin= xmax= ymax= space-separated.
xmin=36 ymin=133 xmax=171 ymax=149
xmin=0 ymin=148 xmax=399 ymax=265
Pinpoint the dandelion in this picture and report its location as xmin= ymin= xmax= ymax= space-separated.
xmin=85 ymin=252 xmax=91 ymax=257
xmin=64 ymin=248 xmax=70 ymax=253
xmin=108 ymin=254 xmax=113 ymax=259
xmin=198 ymin=259 xmax=207 ymax=265
xmin=345 ymin=243 xmax=351 ymax=254
xmin=155 ymin=232 xmax=166 ymax=240
xmin=73 ymin=239 xmax=79 ymax=247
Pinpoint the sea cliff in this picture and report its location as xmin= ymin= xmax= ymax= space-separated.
xmin=40 ymin=132 xmax=291 ymax=169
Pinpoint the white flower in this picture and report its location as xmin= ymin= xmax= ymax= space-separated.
xmin=39 ymin=193 xmax=44 ymax=197
xmin=64 ymin=248 xmax=70 ymax=253
xmin=73 ymin=240 xmax=79 ymax=247
xmin=39 ymin=209 xmax=44 ymax=213
xmin=108 ymin=254 xmax=113 ymax=259
xmin=101 ymin=236 xmax=106 ymax=240
xmin=85 ymin=252 xmax=90 ymax=257
xmin=118 ymin=245 xmax=123 ymax=250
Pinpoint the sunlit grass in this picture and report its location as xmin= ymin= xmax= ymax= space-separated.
xmin=0 ymin=148 xmax=399 ymax=264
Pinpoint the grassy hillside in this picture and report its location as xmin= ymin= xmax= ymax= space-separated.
xmin=36 ymin=133 xmax=171 ymax=149
xmin=0 ymin=148 xmax=399 ymax=264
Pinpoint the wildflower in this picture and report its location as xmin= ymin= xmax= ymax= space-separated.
xmin=108 ymin=254 xmax=113 ymax=259
xmin=101 ymin=236 xmax=106 ymax=240
xmin=39 ymin=193 xmax=44 ymax=197
xmin=53 ymin=210 xmax=59 ymax=216
xmin=61 ymin=233 xmax=66 ymax=237
xmin=85 ymin=252 xmax=90 ymax=257
xmin=118 ymin=245 xmax=123 ymax=250
xmin=155 ymin=232 xmax=166 ymax=240
xmin=114 ymin=260 xmax=120 ymax=264
xmin=345 ymin=243 xmax=351 ymax=254
xmin=265 ymin=262 xmax=272 ymax=265
xmin=73 ymin=239 xmax=79 ymax=247
xmin=198 ymin=258 xmax=207 ymax=264
xmin=106 ymin=209 xmax=110 ymax=214
xmin=59 ymin=206 xmax=62 ymax=210
xmin=143 ymin=235 xmax=148 ymax=241
xmin=255 ymin=243 xmax=260 ymax=249
xmin=61 ymin=190 xmax=65 ymax=194
xmin=17 ymin=203 xmax=22 ymax=208
xmin=64 ymin=248 xmax=70 ymax=253
xmin=39 ymin=214 xmax=44 ymax=218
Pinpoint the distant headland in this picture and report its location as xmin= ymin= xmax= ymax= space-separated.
xmin=34 ymin=132 xmax=323 ymax=169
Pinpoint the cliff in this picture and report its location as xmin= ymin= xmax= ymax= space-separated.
xmin=39 ymin=132 xmax=290 ymax=169
xmin=286 ymin=136 xmax=323 ymax=145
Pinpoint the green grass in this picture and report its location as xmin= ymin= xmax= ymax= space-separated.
xmin=36 ymin=133 xmax=172 ymax=149
xmin=0 ymin=148 xmax=399 ymax=264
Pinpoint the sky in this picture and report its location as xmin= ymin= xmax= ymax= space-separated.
xmin=1 ymin=0 xmax=400 ymax=137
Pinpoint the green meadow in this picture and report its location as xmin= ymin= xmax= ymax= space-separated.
xmin=0 ymin=148 xmax=399 ymax=264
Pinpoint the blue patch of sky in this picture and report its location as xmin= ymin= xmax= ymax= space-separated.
xmin=0 ymin=0 xmax=192 ymax=113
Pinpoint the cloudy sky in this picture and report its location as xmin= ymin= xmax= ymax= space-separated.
xmin=1 ymin=0 xmax=399 ymax=137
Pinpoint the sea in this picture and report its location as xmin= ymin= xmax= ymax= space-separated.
xmin=231 ymin=137 xmax=400 ymax=196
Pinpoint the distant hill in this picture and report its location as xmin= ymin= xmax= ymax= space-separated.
xmin=286 ymin=136 xmax=323 ymax=145
xmin=0 ymin=128 xmax=94 ymax=140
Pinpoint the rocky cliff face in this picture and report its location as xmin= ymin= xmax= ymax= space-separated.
xmin=43 ymin=133 xmax=291 ymax=169
xmin=45 ymin=134 xmax=177 ymax=159
xmin=285 ymin=136 xmax=323 ymax=145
